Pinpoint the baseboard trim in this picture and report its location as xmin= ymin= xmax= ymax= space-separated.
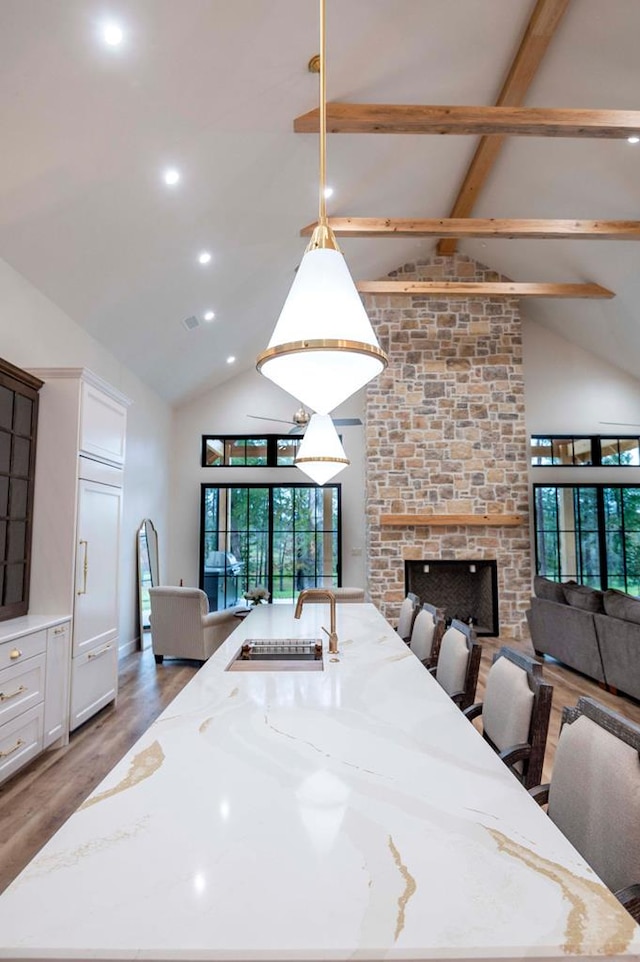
xmin=119 ymin=637 xmax=139 ymax=659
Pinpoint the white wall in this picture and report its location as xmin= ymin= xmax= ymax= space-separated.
xmin=0 ymin=257 xmax=171 ymax=652
xmin=169 ymin=368 xmax=367 ymax=594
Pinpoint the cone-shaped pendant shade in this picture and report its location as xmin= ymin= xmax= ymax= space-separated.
xmin=294 ymin=414 xmax=349 ymax=486
xmin=256 ymin=245 xmax=387 ymax=415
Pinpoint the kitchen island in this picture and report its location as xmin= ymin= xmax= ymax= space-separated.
xmin=0 ymin=602 xmax=638 ymax=961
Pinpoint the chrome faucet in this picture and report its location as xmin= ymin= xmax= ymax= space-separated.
xmin=294 ymin=588 xmax=338 ymax=654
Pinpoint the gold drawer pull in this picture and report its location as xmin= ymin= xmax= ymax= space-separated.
xmin=9 ymin=648 xmax=23 ymax=660
xmin=53 ymin=626 xmax=67 ymax=636
xmin=88 ymin=644 xmax=112 ymax=661
xmin=0 ymin=738 xmax=25 ymax=759
xmin=77 ymin=539 xmax=89 ymax=595
xmin=0 ymin=685 xmax=27 ymax=702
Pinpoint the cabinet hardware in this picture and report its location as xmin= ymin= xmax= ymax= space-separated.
xmin=0 ymin=685 xmax=27 ymax=702
xmin=9 ymin=649 xmax=23 ymax=660
xmin=88 ymin=645 xmax=112 ymax=661
xmin=0 ymin=738 xmax=25 ymax=758
xmin=53 ymin=626 xmax=66 ymax=635
xmin=77 ymin=540 xmax=89 ymax=595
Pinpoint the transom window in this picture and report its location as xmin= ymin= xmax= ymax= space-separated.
xmin=531 ymin=435 xmax=640 ymax=467
xmin=202 ymin=435 xmax=303 ymax=467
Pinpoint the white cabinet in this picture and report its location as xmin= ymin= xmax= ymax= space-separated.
xmin=43 ymin=621 xmax=71 ymax=748
xmin=28 ymin=369 xmax=129 ymax=736
xmin=0 ymin=616 xmax=70 ymax=784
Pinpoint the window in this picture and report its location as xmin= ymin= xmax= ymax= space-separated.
xmin=200 ymin=483 xmax=341 ymax=609
xmin=531 ymin=435 xmax=640 ymax=467
xmin=533 ymin=484 xmax=640 ymax=593
xmin=202 ymin=434 xmax=310 ymax=467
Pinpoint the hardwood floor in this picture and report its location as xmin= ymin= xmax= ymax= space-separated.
xmin=0 ymin=648 xmax=198 ymax=894
xmin=2 ymin=631 xmax=640 ymax=895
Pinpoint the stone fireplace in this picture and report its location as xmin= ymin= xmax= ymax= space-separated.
xmin=364 ymin=253 xmax=531 ymax=640
xmin=405 ymin=559 xmax=499 ymax=636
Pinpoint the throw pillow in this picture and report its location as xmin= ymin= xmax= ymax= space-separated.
xmin=563 ymin=583 xmax=605 ymax=612
xmin=603 ymin=589 xmax=640 ymax=625
xmin=534 ymin=576 xmax=567 ymax=604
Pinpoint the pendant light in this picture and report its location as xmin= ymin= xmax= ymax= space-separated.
xmin=294 ymin=414 xmax=349 ymax=485
xmin=256 ymin=0 xmax=387 ymax=415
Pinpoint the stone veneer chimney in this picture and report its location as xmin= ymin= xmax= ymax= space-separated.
xmin=364 ymin=253 xmax=531 ymax=639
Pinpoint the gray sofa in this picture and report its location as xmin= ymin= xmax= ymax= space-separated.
xmin=526 ymin=577 xmax=640 ymax=701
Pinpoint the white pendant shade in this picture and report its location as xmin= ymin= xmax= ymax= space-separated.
xmin=294 ymin=413 xmax=349 ymax=485
xmin=257 ymin=247 xmax=386 ymax=415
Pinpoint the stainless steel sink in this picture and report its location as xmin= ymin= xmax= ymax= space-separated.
xmin=226 ymin=639 xmax=324 ymax=672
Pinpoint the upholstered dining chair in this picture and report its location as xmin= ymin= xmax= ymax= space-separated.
xmin=430 ymin=620 xmax=482 ymax=711
xmin=530 ymin=696 xmax=640 ymax=922
xmin=396 ymin=592 xmax=420 ymax=642
xmin=409 ymin=602 xmax=446 ymax=668
xmin=149 ymin=586 xmax=238 ymax=664
xmin=463 ymin=647 xmax=553 ymax=789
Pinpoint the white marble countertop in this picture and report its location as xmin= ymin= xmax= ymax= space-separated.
xmin=0 ymin=603 xmax=638 ymax=961
xmin=0 ymin=614 xmax=71 ymax=644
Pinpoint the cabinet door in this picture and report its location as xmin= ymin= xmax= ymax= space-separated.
xmin=43 ymin=621 xmax=71 ymax=748
xmin=74 ymin=480 xmax=121 ymax=657
xmin=79 ymin=381 xmax=126 ymax=466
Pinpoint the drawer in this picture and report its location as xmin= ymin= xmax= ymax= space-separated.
xmin=0 ymin=703 xmax=44 ymax=785
xmin=69 ymin=641 xmax=118 ymax=732
xmin=47 ymin=621 xmax=70 ymax=646
xmin=0 ymin=629 xmax=46 ymax=671
xmin=0 ymin=654 xmax=46 ymax=728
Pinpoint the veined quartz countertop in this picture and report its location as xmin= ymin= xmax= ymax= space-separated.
xmin=0 ymin=603 xmax=638 ymax=961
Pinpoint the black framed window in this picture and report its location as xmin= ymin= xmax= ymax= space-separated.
xmin=200 ymin=483 xmax=341 ymax=610
xmin=202 ymin=434 xmax=320 ymax=467
xmin=533 ymin=483 xmax=640 ymax=593
xmin=531 ymin=435 xmax=640 ymax=467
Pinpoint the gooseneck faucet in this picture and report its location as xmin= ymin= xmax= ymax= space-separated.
xmin=294 ymin=588 xmax=338 ymax=654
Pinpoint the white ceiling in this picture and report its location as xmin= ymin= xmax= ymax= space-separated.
xmin=1 ymin=0 xmax=639 ymax=405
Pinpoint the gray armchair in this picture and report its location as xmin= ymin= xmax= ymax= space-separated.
xmin=149 ymin=586 xmax=238 ymax=664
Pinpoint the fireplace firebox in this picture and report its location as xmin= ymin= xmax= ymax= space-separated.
xmin=405 ymin=560 xmax=499 ymax=636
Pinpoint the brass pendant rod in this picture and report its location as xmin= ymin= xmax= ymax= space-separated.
xmin=318 ymin=0 xmax=327 ymax=226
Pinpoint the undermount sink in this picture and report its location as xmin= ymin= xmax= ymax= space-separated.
xmin=226 ymin=639 xmax=324 ymax=672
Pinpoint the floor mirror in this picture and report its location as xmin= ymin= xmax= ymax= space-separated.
xmin=137 ymin=519 xmax=159 ymax=649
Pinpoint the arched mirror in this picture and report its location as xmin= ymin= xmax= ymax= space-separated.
xmin=137 ymin=519 xmax=159 ymax=649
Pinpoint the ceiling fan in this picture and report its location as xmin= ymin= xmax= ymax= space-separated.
xmin=247 ymin=406 xmax=362 ymax=435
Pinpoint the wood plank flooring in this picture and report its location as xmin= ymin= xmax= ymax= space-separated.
xmin=1 ymin=631 xmax=640 ymax=895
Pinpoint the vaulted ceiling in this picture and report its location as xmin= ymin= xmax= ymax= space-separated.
xmin=1 ymin=0 xmax=639 ymax=404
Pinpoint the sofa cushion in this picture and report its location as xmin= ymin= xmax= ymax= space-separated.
xmin=602 ymin=589 xmax=640 ymax=625
xmin=533 ymin=576 xmax=567 ymax=604
xmin=563 ymin=583 xmax=604 ymax=612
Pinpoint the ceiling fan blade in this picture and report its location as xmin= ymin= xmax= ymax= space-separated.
xmin=600 ymin=421 xmax=640 ymax=427
xmin=246 ymin=414 xmax=294 ymax=425
xmin=332 ymin=418 xmax=362 ymax=426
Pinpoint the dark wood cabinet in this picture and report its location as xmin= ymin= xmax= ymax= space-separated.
xmin=0 ymin=358 xmax=43 ymax=621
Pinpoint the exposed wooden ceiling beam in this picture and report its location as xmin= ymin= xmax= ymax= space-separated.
xmin=294 ymin=104 xmax=640 ymax=139
xmin=438 ymin=0 xmax=571 ymax=255
xmin=356 ymin=281 xmax=614 ymax=299
xmin=301 ymin=218 xmax=640 ymax=240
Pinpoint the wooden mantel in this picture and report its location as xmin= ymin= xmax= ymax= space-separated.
xmin=380 ymin=513 xmax=524 ymax=527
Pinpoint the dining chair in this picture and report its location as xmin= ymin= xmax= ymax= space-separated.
xmin=149 ymin=586 xmax=238 ymax=664
xmin=530 ymin=696 xmax=640 ymax=922
xmin=430 ymin=620 xmax=482 ymax=710
xmin=464 ymin=646 xmax=553 ymax=789
xmin=409 ymin=602 xmax=446 ymax=668
xmin=396 ymin=592 xmax=420 ymax=642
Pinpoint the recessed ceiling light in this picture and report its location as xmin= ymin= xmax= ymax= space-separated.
xmin=198 ymin=251 xmax=212 ymax=265
xmin=163 ymin=168 xmax=180 ymax=186
xmin=324 ymin=186 xmax=334 ymax=199
xmin=628 ymin=135 xmax=639 ymax=144
xmin=226 ymin=356 xmax=236 ymax=364
xmin=102 ymin=21 xmax=124 ymax=46
xmin=203 ymin=311 xmax=215 ymax=322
